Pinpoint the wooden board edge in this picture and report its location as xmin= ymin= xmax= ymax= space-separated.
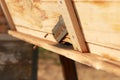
xmin=0 ymin=0 xmax=16 ymax=30
xmin=8 ymin=30 xmax=120 ymax=76
xmin=16 ymin=26 xmax=57 ymax=42
xmin=58 ymin=0 xmax=88 ymax=52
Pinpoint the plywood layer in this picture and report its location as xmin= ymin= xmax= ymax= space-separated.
xmin=1 ymin=0 xmax=120 ymax=62
xmin=3 ymin=0 xmax=120 ymax=48
xmin=74 ymin=1 xmax=120 ymax=50
xmin=5 ymin=0 xmax=60 ymax=33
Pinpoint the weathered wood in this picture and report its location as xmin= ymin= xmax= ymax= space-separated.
xmin=59 ymin=1 xmax=120 ymax=63
xmin=2 ymin=0 xmax=120 ymax=75
xmin=2 ymin=0 xmax=120 ymax=50
xmin=52 ymin=16 xmax=68 ymax=43
xmin=88 ymin=43 xmax=120 ymax=63
xmin=59 ymin=55 xmax=78 ymax=80
xmin=0 ymin=0 xmax=16 ymax=30
xmin=3 ymin=0 xmax=60 ymax=33
xmin=7 ymin=27 xmax=120 ymax=63
xmin=58 ymin=1 xmax=88 ymax=80
xmin=8 ymin=30 xmax=120 ymax=76
xmin=73 ymin=1 xmax=120 ymax=62
xmin=74 ymin=1 xmax=120 ymax=50
xmin=15 ymin=25 xmax=57 ymax=42
xmin=58 ymin=0 xmax=88 ymax=52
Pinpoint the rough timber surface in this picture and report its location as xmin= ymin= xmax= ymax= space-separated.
xmin=2 ymin=0 xmax=120 ymax=68
xmin=8 ymin=30 xmax=120 ymax=76
xmin=2 ymin=0 xmax=120 ymax=49
xmin=1 ymin=0 xmax=61 ymax=42
xmin=4 ymin=0 xmax=60 ymax=32
xmin=74 ymin=1 xmax=120 ymax=50
xmin=72 ymin=1 xmax=120 ymax=62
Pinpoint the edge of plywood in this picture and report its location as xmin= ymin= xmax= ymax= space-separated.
xmin=58 ymin=0 xmax=88 ymax=52
xmin=0 ymin=0 xmax=16 ymax=30
xmin=8 ymin=30 xmax=120 ymax=76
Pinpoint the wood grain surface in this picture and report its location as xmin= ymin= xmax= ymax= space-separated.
xmin=4 ymin=0 xmax=60 ymax=33
xmin=1 ymin=0 xmax=120 ymax=68
xmin=74 ymin=1 xmax=120 ymax=50
xmin=8 ymin=30 xmax=120 ymax=76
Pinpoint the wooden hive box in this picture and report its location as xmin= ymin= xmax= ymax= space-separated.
xmin=1 ymin=0 xmax=120 ymax=76
xmin=74 ymin=0 xmax=120 ymax=62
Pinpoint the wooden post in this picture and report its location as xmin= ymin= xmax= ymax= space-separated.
xmin=32 ymin=46 xmax=39 ymax=80
xmin=58 ymin=1 xmax=89 ymax=80
xmin=59 ymin=55 xmax=78 ymax=80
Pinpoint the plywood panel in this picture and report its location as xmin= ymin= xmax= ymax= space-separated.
xmin=2 ymin=0 xmax=120 ymax=67
xmin=5 ymin=0 xmax=60 ymax=33
xmin=4 ymin=0 xmax=120 ymax=49
xmin=74 ymin=1 xmax=120 ymax=50
xmin=16 ymin=25 xmax=56 ymax=42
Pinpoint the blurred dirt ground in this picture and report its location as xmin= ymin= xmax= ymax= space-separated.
xmin=38 ymin=50 xmax=120 ymax=80
xmin=0 ymin=40 xmax=33 ymax=80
